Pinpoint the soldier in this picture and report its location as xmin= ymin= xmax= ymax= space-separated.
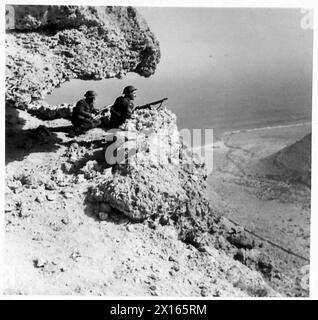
xmin=109 ymin=85 xmax=137 ymax=128
xmin=71 ymin=90 xmax=101 ymax=133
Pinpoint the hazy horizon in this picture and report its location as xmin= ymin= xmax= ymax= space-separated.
xmin=46 ymin=7 xmax=313 ymax=136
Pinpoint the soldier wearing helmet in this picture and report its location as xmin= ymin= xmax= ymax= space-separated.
xmin=109 ymin=86 xmax=137 ymax=128
xmin=71 ymin=90 xmax=101 ymax=133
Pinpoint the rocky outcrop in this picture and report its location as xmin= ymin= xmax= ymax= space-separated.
xmin=5 ymin=5 xmax=160 ymax=118
xmin=88 ymin=108 xmax=212 ymax=225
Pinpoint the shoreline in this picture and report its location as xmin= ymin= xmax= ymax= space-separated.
xmin=191 ymin=120 xmax=312 ymax=152
xmin=221 ymin=120 xmax=312 ymax=138
xmin=191 ymin=120 xmax=311 ymax=174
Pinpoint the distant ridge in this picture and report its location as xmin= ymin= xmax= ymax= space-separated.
xmin=273 ymin=133 xmax=311 ymax=186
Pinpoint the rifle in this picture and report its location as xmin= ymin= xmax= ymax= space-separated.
xmin=134 ymin=98 xmax=168 ymax=111
xmin=94 ymin=97 xmax=168 ymax=119
xmin=93 ymin=104 xmax=112 ymax=119
xmin=96 ymin=104 xmax=112 ymax=114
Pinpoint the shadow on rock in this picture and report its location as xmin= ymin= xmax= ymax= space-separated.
xmin=83 ymin=188 xmax=130 ymax=225
xmin=50 ymin=125 xmax=74 ymax=134
xmin=5 ymin=102 xmax=63 ymax=164
xmin=61 ymin=139 xmax=107 ymax=149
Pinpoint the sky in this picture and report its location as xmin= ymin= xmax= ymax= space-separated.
xmin=137 ymin=7 xmax=312 ymax=82
xmin=136 ymin=8 xmax=313 ymax=128
xmin=47 ymin=7 xmax=313 ymax=132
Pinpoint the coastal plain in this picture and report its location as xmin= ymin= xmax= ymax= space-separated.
xmin=207 ymin=122 xmax=311 ymax=293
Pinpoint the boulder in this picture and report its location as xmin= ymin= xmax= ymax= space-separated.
xmin=88 ymin=107 xmax=214 ymax=249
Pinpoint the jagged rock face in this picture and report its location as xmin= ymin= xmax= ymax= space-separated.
xmin=274 ymin=133 xmax=311 ymax=186
xmin=88 ymin=108 xmax=212 ymax=227
xmin=5 ymin=5 xmax=160 ymax=116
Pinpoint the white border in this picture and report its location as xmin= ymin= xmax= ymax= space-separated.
xmin=0 ymin=1 xmax=5 ymax=301
xmin=1 ymin=0 xmax=317 ymax=300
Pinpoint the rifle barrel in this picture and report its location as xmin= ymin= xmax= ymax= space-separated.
xmin=136 ymin=98 xmax=168 ymax=110
xmin=149 ymin=97 xmax=168 ymax=105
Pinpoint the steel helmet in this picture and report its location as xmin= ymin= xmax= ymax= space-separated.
xmin=123 ymin=86 xmax=137 ymax=95
xmin=84 ymin=90 xmax=97 ymax=97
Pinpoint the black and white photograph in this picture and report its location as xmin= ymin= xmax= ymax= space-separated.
xmin=2 ymin=1 xmax=316 ymax=299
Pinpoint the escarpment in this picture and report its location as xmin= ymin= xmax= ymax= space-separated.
xmin=272 ymin=133 xmax=311 ymax=186
xmin=6 ymin=5 xmax=160 ymax=119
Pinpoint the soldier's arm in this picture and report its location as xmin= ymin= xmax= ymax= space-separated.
xmin=125 ymin=101 xmax=134 ymax=119
xmin=91 ymin=105 xmax=100 ymax=115
xmin=77 ymin=102 xmax=92 ymax=118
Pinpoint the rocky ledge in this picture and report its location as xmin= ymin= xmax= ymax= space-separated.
xmin=6 ymin=5 xmax=160 ymax=119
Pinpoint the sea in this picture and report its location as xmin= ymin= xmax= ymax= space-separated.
xmin=45 ymin=7 xmax=313 ymax=144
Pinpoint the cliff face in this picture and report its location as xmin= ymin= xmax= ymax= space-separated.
xmin=6 ymin=5 xmax=160 ymax=118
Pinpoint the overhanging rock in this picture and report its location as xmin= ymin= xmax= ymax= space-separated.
xmin=6 ymin=5 xmax=161 ymax=118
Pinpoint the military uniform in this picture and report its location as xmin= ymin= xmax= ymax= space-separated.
xmin=109 ymin=96 xmax=134 ymax=128
xmin=71 ymin=98 xmax=101 ymax=130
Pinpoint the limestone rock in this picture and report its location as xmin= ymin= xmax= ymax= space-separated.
xmin=88 ymin=107 xmax=215 ymax=249
xmin=46 ymin=194 xmax=57 ymax=201
xmin=6 ymin=5 xmax=160 ymax=118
